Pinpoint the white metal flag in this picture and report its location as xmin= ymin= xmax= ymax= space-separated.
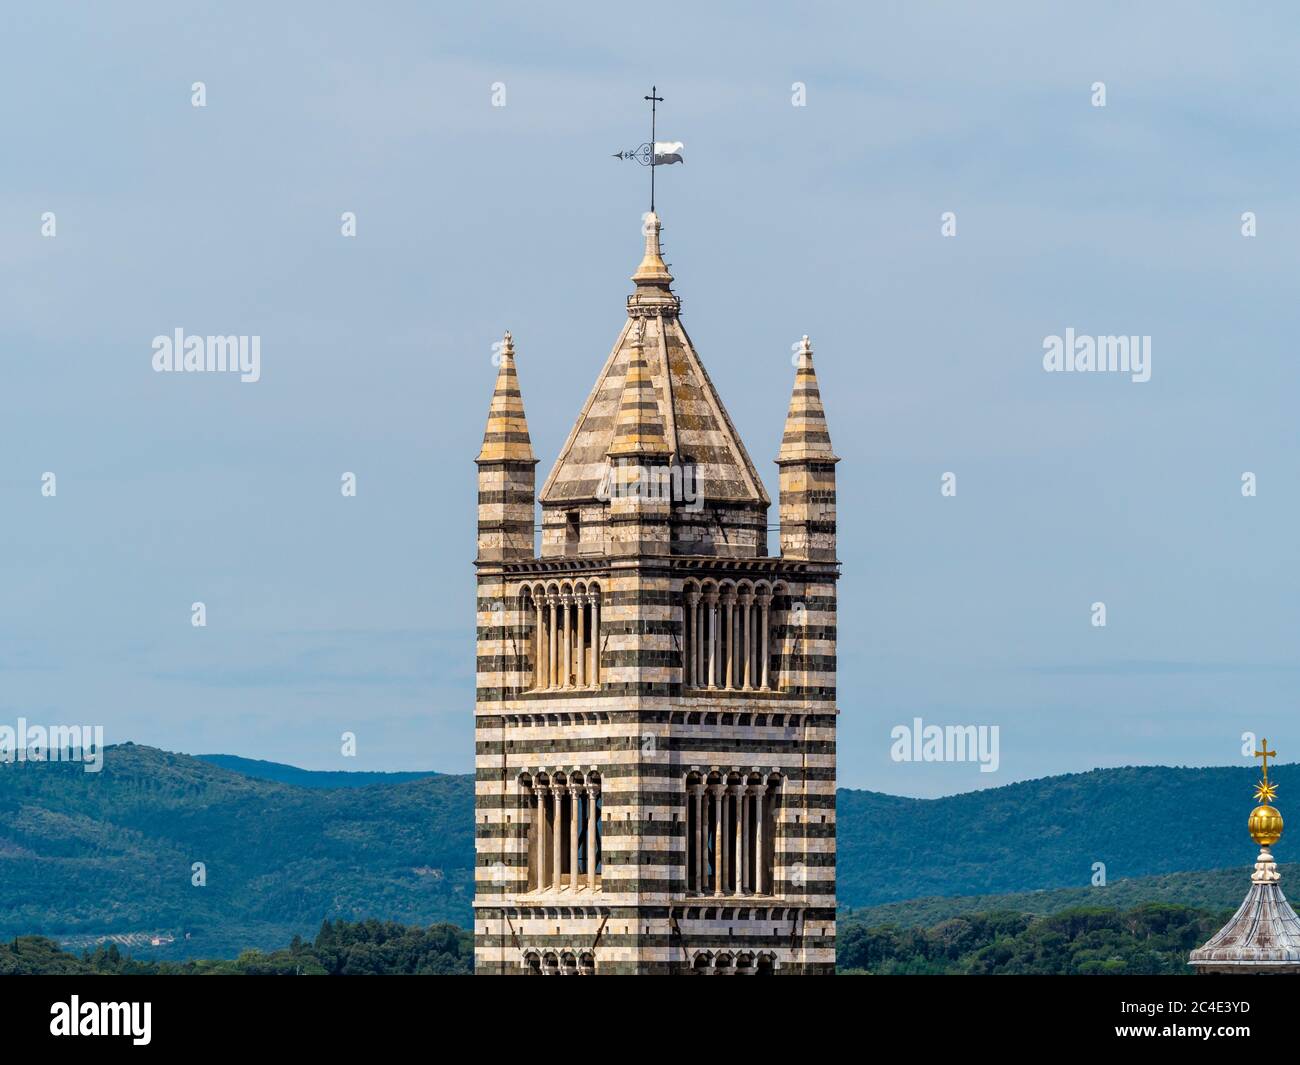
xmin=653 ymin=141 xmax=684 ymax=165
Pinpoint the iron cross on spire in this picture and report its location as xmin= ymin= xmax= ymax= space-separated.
xmin=612 ymin=87 xmax=683 ymax=214
xmin=645 ymin=86 xmax=663 ymax=212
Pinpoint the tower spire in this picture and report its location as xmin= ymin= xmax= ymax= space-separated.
xmin=477 ymin=331 xmax=535 ymax=463
xmin=777 ymin=335 xmax=837 ymax=463
xmin=475 ymin=330 xmax=537 ymax=563
xmin=776 ymin=335 xmax=838 ymax=562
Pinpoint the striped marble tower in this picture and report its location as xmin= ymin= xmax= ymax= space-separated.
xmin=473 ymin=213 xmax=839 ymax=975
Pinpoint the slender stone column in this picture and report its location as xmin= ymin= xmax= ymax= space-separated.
xmin=689 ymin=785 xmax=702 ymax=893
xmin=711 ymin=785 xmax=725 ymax=896
xmin=577 ymin=598 xmax=587 ymax=687
xmin=534 ymin=597 xmax=545 ymax=688
xmin=570 ymin=786 xmax=581 ymax=892
xmin=680 ymin=594 xmax=689 ymax=688
xmin=588 ymin=785 xmax=600 ymax=891
xmin=589 ymin=592 xmax=601 ymax=685
xmin=700 ymin=789 xmax=709 ymax=893
xmin=734 ymin=607 xmax=742 ymax=688
xmin=547 ymin=596 xmax=558 ymax=689
xmin=693 ymin=597 xmax=703 ymax=688
xmin=559 ymin=595 xmax=569 ymax=686
xmin=723 ymin=594 xmax=735 ymax=689
xmin=758 ymin=594 xmax=771 ymax=691
xmin=752 ymin=785 xmax=767 ymax=895
xmin=684 ymin=591 xmax=698 ymax=688
xmin=740 ymin=787 xmax=751 ymax=893
xmin=741 ymin=592 xmax=753 ymax=690
xmin=732 ymin=785 xmax=744 ymax=894
xmin=551 ymin=785 xmax=565 ymax=891
xmin=706 ymin=593 xmax=719 ymax=689
xmin=533 ymin=785 xmax=548 ymax=891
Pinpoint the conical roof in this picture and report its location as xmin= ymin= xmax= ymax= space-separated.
xmin=476 ymin=331 xmax=535 ymax=464
xmin=538 ymin=213 xmax=768 ymax=506
xmin=777 ymin=335 xmax=837 ymax=464
xmin=1189 ymin=850 xmax=1300 ymax=970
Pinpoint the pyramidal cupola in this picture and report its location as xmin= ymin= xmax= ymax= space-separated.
xmin=539 ymin=211 xmax=770 ymax=558
xmin=473 ymin=199 xmax=840 ymax=976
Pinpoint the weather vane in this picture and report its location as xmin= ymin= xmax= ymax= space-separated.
xmin=1255 ymin=738 xmax=1278 ymax=804
xmin=612 ymin=86 xmax=684 ymax=213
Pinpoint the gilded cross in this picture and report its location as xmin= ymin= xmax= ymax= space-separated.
xmin=1255 ymin=738 xmax=1279 ymax=804
xmin=1257 ymin=739 xmax=1277 ymax=780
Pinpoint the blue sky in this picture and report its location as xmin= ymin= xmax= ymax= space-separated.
xmin=2 ymin=2 xmax=1297 ymax=796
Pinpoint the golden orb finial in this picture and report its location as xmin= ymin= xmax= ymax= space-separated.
xmin=1250 ymin=803 xmax=1284 ymax=846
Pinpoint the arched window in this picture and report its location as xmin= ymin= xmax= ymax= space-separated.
xmin=681 ymin=581 xmax=782 ymax=692
xmin=526 ymin=582 xmax=602 ymax=691
xmin=524 ymin=771 xmax=602 ymax=894
xmin=684 ymin=771 xmax=779 ymax=897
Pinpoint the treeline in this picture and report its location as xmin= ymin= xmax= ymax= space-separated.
xmin=0 ymin=919 xmax=473 ymax=975
xmin=6 ymin=904 xmax=1224 ymax=975
xmin=838 ymin=903 xmax=1227 ymax=974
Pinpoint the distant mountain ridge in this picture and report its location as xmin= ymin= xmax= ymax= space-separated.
xmin=0 ymin=743 xmax=471 ymax=958
xmin=838 ymin=762 xmax=1295 ymax=906
xmin=0 ymin=744 xmax=1286 ymax=957
xmin=194 ymin=754 xmax=439 ymax=789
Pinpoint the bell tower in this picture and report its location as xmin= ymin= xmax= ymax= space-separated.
xmin=472 ymin=212 xmax=839 ymax=975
